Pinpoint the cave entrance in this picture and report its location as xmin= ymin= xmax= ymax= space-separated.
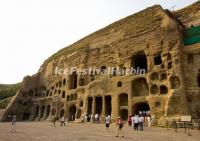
xmin=132 ymin=102 xmax=150 ymax=116
xmin=95 ymin=97 xmax=102 ymax=114
xmin=23 ymin=113 xmax=30 ymax=120
xmin=87 ymin=97 xmax=93 ymax=114
xmin=105 ymin=96 xmax=112 ymax=116
xmin=68 ymin=105 xmax=76 ymax=121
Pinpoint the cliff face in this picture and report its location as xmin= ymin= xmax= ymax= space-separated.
xmin=1 ymin=2 xmax=200 ymax=124
xmin=176 ymin=1 xmax=200 ymax=28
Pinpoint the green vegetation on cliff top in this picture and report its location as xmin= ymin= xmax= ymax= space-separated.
xmin=0 ymin=83 xmax=21 ymax=101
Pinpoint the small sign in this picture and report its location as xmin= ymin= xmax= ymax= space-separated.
xmin=181 ymin=116 xmax=191 ymax=122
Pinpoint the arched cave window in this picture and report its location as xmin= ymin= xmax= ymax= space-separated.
xmin=117 ymin=81 xmax=122 ymax=87
xmin=63 ymin=79 xmax=66 ymax=85
xmin=69 ymin=71 xmax=78 ymax=90
xmin=154 ymin=54 xmax=162 ymax=65
xmin=62 ymin=91 xmax=65 ymax=98
xmin=161 ymin=73 xmax=167 ymax=81
xmin=131 ymin=52 xmax=147 ymax=73
xmin=150 ymin=72 xmax=159 ymax=81
xmin=150 ymin=84 xmax=158 ymax=95
xmin=160 ymin=85 xmax=168 ymax=94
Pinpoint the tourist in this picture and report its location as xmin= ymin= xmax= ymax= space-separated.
xmin=115 ymin=117 xmax=124 ymax=137
xmin=147 ymin=115 xmax=151 ymax=127
xmin=90 ymin=114 xmax=94 ymax=123
xmin=60 ymin=116 xmax=65 ymax=126
xmin=133 ymin=115 xmax=139 ymax=131
xmin=128 ymin=115 xmax=132 ymax=126
xmin=10 ymin=115 xmax=16 ymax=133
xmin=85 ymin=114 xmax=88 ymax=122
xmin=87 ymin=114 xmax=91 ymax=122
xmin=105 ymin=115 xmax=111 ymax=131
xmin=52 ymin=114 xmax=56 ymax=127
xmin=95 ymin=113 xmax=99 ymax=123
xmin=131 ymin=115 xmax=134 ymax=128
xmin=81 ymin=115 xmax=84 ymax=123
xmin=138 ymin=115 xmax=144 ymax=131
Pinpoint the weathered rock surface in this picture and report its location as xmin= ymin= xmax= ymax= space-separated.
xmin=1 ymin=2 xmax=200 ymax=126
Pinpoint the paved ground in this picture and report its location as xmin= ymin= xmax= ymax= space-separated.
xmin=0 ymin=122 xmax=200 ymax=141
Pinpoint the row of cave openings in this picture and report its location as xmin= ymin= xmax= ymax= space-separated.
xmin=67 ymin=95 xmax=150 ymax=121
xmin=45 ymin=51 xmax=173 ymax=94
xmin=116 ymin=76 xmax=180 ymax=96
xmin=24 ymin=92 xmax=174 ymax=121
xmin=45 ymin=68 xmax=199 ymax=98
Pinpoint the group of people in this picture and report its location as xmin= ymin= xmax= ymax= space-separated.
xmin=51 ymin=115 xmax=66 ymax=127
xmin=9 ymin=113 xmax=152 ymax=137
xmin=128 ymin=114 xmax=152 ymax=131
xmin=81 ymin=113 xmax=102 ymax=123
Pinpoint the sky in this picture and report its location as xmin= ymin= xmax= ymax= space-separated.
xmin=0 ymin=0 xmax=198 ymax=84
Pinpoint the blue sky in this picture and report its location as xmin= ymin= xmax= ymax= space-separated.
xmin=0 ymin=0 xmax=198 ymax=84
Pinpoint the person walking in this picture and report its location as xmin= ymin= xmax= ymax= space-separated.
xmin=91 ymin=114 xmax=94 ymax=123
xmin=133 ymin=115 xmax=139 ymax=131
xmin=60 ymin=116 xmax=65 ymax=126
xmin=128 ymin=115 xmax=132 ymax=126
xmin=95 ymin=114 xmax=99 ymax=123
xmin=139 ymin=115 xmax=144 ymax=131
xmin=52 ymin=114 xmax=56 ymax=127
xmin=147 ymin=115 xmax=151 ymax=127
xmin=115 ymin=117 xmax=124 ymax=137
xmin=10 ymin=115 xmax=16 ymax=133
xmin=105 ymin=115 xmax=111 ymax=131
xmin=81 ymin=115 xmax=84 ymax=123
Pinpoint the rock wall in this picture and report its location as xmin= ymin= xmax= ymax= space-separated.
xmin=1 ymin=2 xmax=200 ymax=125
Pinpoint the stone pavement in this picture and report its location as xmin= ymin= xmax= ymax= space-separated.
xmin=0 ymin=122 xmax=199 ymax=141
